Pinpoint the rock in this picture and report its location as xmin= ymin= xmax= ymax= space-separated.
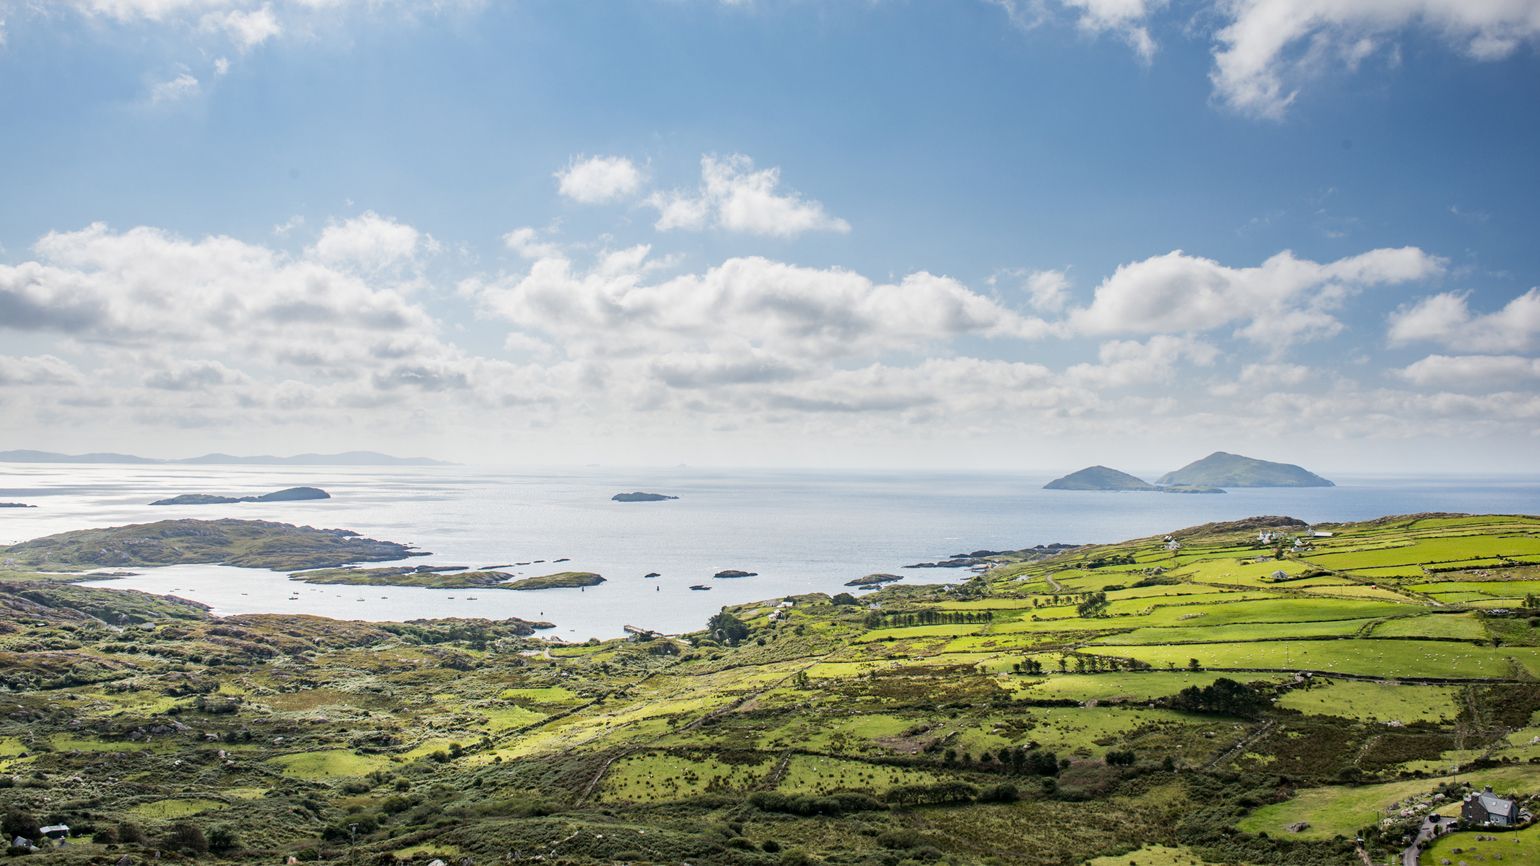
xmin=689 ymin=584 xmax=712 ymax=591
xmin=713 ymin=569 xmax=758 ymax=579
xmin=644 ymin=572 xmax=661 ymax=578
xmin=1287 ymin=822 xmax=1310 ymax=833
xmin=611 ymin=492 xmax=678 ymax=502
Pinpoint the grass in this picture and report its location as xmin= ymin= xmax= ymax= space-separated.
xmin=1236 ymin=765 xmax=1539 ymax=840
xmin=1369 ymin=612 xmax=1490 ymax=641
xmin=266 ymin=749 xmax=392 ymax=779
xmin=1083 ymin=639 xmax=1539 ymax=679
xmin=1422 ymin=822 xmax=1540 ymax=866
xmin=777 ymin=754 xmax=944 ymax=795
xmin=598 ymin=752 xmax=771 ymax=803
xmin=1079 ymin=845 xmax=1241 ymax=866
xmin=1276 ymin=680 xmax=1463 ymax=723
xmin=1014 ymin=671 xmax=1286 ymax=703
xmin=125 ymin=798 xmax=229 ymax=820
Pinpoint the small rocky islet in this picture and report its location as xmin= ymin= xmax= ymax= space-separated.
xmin=611 ymin=492 xmax=678 ymax=502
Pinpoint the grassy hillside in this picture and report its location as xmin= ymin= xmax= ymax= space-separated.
xmin=1 ymin=514 xmax=1538 ymax=865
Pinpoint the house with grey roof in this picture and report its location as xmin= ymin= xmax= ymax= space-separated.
xmin=1461 ymin=786 xmax=1519 ymax=827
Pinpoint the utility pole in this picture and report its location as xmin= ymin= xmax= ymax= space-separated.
xmin=348 ymin=823 xmax=358 ymax=866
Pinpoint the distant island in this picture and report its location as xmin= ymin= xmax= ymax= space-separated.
xmin=612 ymin=492 xmax=679 ymax=502
xmin=151 ymin=486 xmax=331 ymax=506
xmin=1158 ymin=451 xmax=1334 ymax=488
xmin=845 ymin=573 xmax=903 ymax=587
xmin=713 ymin=569 xmax=758 ymax=579
xmin=289 ymin=565 xmax=516 ymax=590
xmin=0 ymin=502 xmax=35 ymax=508
xmin=1044 ymin=466 xmax=1158 ymax=491
xmin=504 ymin=571 xmax=606 ymax=591
xmin=0 ymin=449 xmax=452 ymax=466
xmin=1045 ymin=452 xmax=1330 ymax=492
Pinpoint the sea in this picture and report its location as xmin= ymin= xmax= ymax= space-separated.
xmin=3 ymin=463 xmax=1539 ymax=640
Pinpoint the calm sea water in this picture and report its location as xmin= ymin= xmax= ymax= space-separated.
xmin=3 ymin=463 xmax=1538 ymax=639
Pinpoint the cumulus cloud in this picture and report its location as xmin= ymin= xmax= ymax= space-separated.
xmin=1024 ymin=269 xmax=1072 ymax=312
xmin=201 ymin=4 xmax=280 ymax=50
xmin=0 ymin=355 xmax=83 ymax=386
xmin=1212 ymin=0 xmax=1540 ymax=118
xmin=1399 ymin=353 xmax=1540 ymax=390
xmin=310 ymin=212 xmax=432 ymax=271
xmin=1388 ymin=287 xmax=1540 ymax=353
xmin=1067 ymin=335 xmax=1218 ymax=388
xmin=467 ymin=247 xmax=1047 ymax=362
xmin=144 ymin=359 xmax=248 ymax=390
xmin=1070 ymin=247 xmax=1444 ymax=348
xmin=502 ymin=227 xmax=562 ymax=260
xmin=648 ymin=154 xmax=850 ymax=238
xmin=556 ymin=155 xmax=644 ymax=204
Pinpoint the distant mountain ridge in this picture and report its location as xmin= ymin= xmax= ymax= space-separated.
xmin=0 ymin=449 xmax=453 ymax=466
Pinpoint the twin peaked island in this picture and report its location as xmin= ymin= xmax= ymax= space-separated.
xmin=1044 ymin=452 xmax=1334 ymax=493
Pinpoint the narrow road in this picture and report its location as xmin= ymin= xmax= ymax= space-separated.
xmin=1403 ymin=815 xmax=1456 ymax=866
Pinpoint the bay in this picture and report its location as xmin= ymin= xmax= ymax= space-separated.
xmin=3 ymin=463 xmax=1538 ymax=639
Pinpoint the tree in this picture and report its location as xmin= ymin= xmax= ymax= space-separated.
xmin=1166 ymin=677 xmax=1270 ymax=718
xmin=2 ymin=812 xmax=40 ymax=843
xmin=831 ymin=592 xmax=858 ymax=606
xmin=706 ymin=610 xmax=750 ymax=645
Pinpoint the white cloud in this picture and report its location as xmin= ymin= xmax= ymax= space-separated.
xmin=1399 ymin=353 xmax=1540 ymax=390
xmin=501 ymin=227 xmax=562 ymax=260
xmin=1067 ymin=335 xmax=1217 ymax=388
xmin=310 ymin=212 xmax=430 ymax=271
xmin=468 ymin=248 xmax=1047 ymax=362
xmin=201 ymin=4 xmax=280 ymax=50
xmin=556 ymin=155 xmax=644 ymax=204
xmin=0 ymin=355 xmax=82 ymax=386
xmin=989 ymin=0 xmax=1161 ymax=61
xmin=148 ymin=71 xmax=200 ymax=103
xmin=1212 ymin=0 xmax=1540 ymax=118
xmin=144 ymin=358 xmax=249 ymax=390
xmin=1024 ymin=268 xmax=1072 ymax=312
xmin=1071 ymin=246 xmax=1444 ymax=349
xmin=1387 ymin=287 xmax=1540 ymax=352
xmin=649 ymin=154 xmax=850 ymax=238
xmin=1239 ymin=362 xmax=1311 ymax=386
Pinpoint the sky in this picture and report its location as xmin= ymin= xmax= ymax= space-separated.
xmin=0 ymin=0 xmax=1538 ymax=473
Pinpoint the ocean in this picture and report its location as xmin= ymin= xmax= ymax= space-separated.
xmin=3 ymin=463 xmax=1539 ymax=640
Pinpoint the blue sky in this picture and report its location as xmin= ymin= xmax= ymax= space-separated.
xmin=1 ymin=0 xmax=1538 ymax=471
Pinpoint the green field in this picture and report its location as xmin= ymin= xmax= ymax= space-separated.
xmin=4 ymin=512 xmax=1540 ymax=866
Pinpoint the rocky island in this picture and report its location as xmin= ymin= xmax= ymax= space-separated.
xmin=0 ymin=501 xmax=35 ymax=508
xmin=713 ymin=569 xmax=758 ymax=578
xmin=845 ymin=573 xmax=903 ymax=587
xmin=1043 ymin=465 xmax=1226 ymax=493
xmin=611 ymin=492 xmax=679 ymax=502
xmin=1158 ymin=451 xmax=1334 ymax=488
xmin=0 ymin=518 xmax=423 ymax=571
xmin=150 ymin=486 xmax=331 ymax=505
xmin=288 ymin=565 xmax=521 ymax=590
xmin=503 ymin=571 xmax=606 ymax=591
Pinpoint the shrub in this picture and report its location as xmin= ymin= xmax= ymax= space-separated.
xmin=161 ymin=823 xmax=208 ymax=855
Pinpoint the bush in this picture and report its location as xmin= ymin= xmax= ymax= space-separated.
xmin=162 ymin=823 xmax=208 ymax=856
xmin=979 ymin=783 xmax=1019 ymax=803
xmin=115 ymin=823 xmax=145 ymax=845
xmin=206 ymin=825 xmax=238 ymax=854
xmin=0 ymin=814 xmax=39 ymax=844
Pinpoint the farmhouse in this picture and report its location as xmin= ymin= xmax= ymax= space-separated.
xmin=1461 ymin=787 xmax=1519 ymax=827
